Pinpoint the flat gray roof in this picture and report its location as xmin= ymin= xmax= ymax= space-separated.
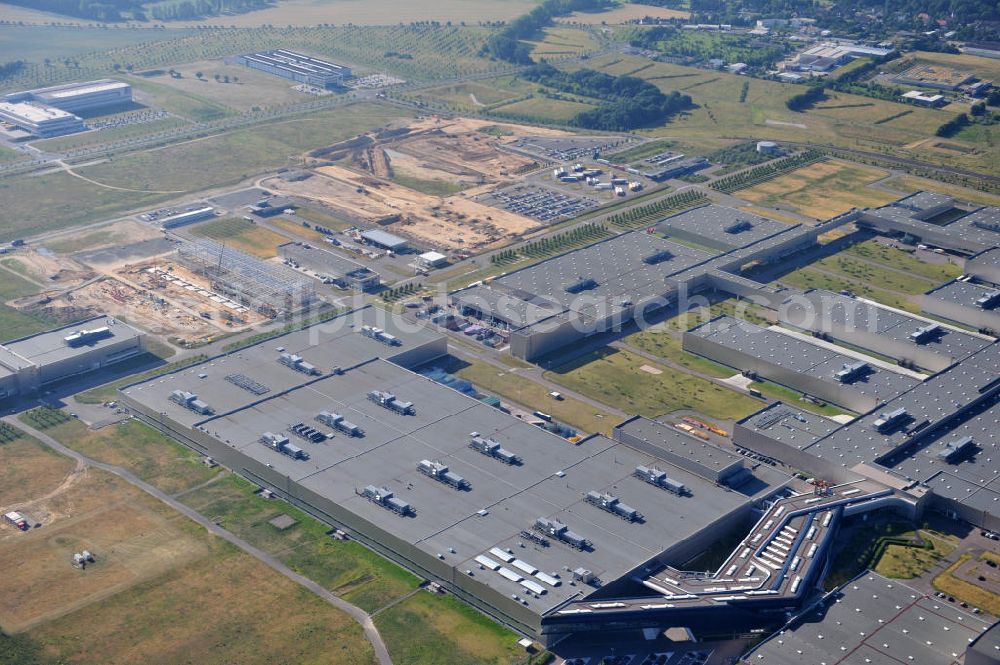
xmin=278 ymin=242 xmax=373 ymax=279
xmin=745 ymin=572 xmax=993 ymax=665
xmin=802 ymin=344 xmax=1000 ymax=474
xmin=122 ymin=310 xmax=787 ymax=617
xmin=203 ymin=360 xmax=781 ymax=614
xmin=1 ymin=315 xmax=142 ymax=369
xmin=495 ymin=231 xmax=716 ymax=313
xmin=656 ymin=204 xmax=797 ymax=250
xmin=925 ymin=278 xmax=1000 ymax=308
xmin=784 ymin=289 xmax=992 ymax=363
xmin=120 ymin=306 xmax=443 ymax=428
xmin=738 ymin=402 xmax=843 ymax=451
xmin=361 ymin=229 xmax=408 ymax=249
xmin=687 ymin=316 xmax=921 ymax=403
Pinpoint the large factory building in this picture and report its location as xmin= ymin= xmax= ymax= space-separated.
xmin=0 ymin=316 xmax=145 ymax=400
xmin=120 ymin=305 xmax=795 ymax=643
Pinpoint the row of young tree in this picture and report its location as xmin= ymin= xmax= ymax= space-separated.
xmin=480 ymin=0 xmax=608 ymax=64
xmin=4 ymin=0 xmax=267 ymax=22
xmin=520 ymin=63 xmax=693 ymax=131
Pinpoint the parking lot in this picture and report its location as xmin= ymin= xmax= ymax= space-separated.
xmin=479 ymin=183 xmax=598 ymax=222
xmin=561 ymin=647 xmax=713 ymax=665
xmin=508 ymin=135 xmax=639 ymax=162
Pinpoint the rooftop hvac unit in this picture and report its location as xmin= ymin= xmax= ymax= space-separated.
xmin=288 ymin=422 xmax=328 ymax=443
xmin=834 ymin=361 xmax=870 ymax=384
xmin=976 ymin=291 xmax=1000 ymax=310
xmin=417 ymin=460 xmax=470 ymax=490
xmin=909 ymin=323 xmax=942 ymax=344
xmin=316 ymin=411 xmax=364 ymax=437
xmin=533 ymin=517 xmax=592 ymax=550
xmin=936 ymin=435 xmax=975 ymax=463
xmin=361 ymin=325 xmax=402 ymax=346
xmin=360 ymin=485 xmax=413 ymax=516
xmin=564 ymin=277 xmax=598 ymax=294
xmin=584 ymin=491 xmax=643 ymax=522
xmin=64 ymin=326 xmax=113 ymax=347
xmin=168 ymin=389 xmax=214 ymax=415
xmin=278 ymin=352 xmax=320 ymax=376
xmin=633 ymin=465 xmax=689 ymax=496
xmin=260 ymin=432 xmax=307 ymax=459
xmin=368 ymin=390 xmax=415 ymax=415
xmin=469 ymin=435 xmax=521 ymax=465
xmin=873 ymin=407 xmax=908 ymax=433
xmin=724 ymin=220 xmax=754 ymax=234
xmin=642 ymin=250 xmax=674 ymax=265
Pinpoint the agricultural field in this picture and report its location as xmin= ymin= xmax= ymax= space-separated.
xmin=734 ymin=160 xmax=897 ymax=220
xmin=555 ymin=52 xmax=1000 ymax=176
xmin=0 ymin=103 xmax=410 ymax=241
xmin=544 ymin=347 xmax=762 ymax=421
xmin=491 ymin=96 xmax=597 ymax=123
xmin=375 ymin=591 xmax=524 ymax=665
xmin=559 ymin=3 xmax=688 ymax=24
xmin=527 ymin=26 xmax=601 ymax=60
xmin=190 ymin=217 xmax=287 ymax=258
xmin=0 ymin=25 xmax=499 ymax=95
xmin=0 ymin=25 xmax=197 ymax=64
xmin=165 ymin=0 xmax=539 ymax=27
xmin=126 ymin=75 xmax=238 ymax=122
xmin=403 ymin=78 xmax=534 ymax=112
xmin=441 ymin=355 xmax=616 ymax=435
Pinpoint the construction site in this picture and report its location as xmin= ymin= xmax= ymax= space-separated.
xmin=267 ymin=116 xmax=586 ymax=252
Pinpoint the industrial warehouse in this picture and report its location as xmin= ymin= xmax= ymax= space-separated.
xmin=452 ymin=203 xmax=848 ymax=361
xmin=115 ymin=297 xmax=999 ymax=644
xmin=0 ymin=316 xmax=145 ymax=400
xmin=234 ymin=49 xmax=351 ymax=88
xmin=119 ymin=305 xmax=829 ymax=642
xmin=0 ymin=79 xmax=133 ymax=137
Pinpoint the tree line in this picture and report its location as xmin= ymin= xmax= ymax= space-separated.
xmin=480 ymin=0 xmax=608 ymax=64
xmin=520 ymin=63 xmax=693 ymax=131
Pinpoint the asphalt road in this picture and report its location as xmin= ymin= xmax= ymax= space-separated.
xmin=7 ymin=415 xmax=395 ymax=665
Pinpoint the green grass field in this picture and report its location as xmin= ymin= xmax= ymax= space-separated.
xmin=527 ymin=26 xmax=600 ymax=60
xmin=440 ymin=355 xmax=616 ymax=435
xmin=625 ymin=329 xmax=736 ymax=378
xmin=778 ymin=268 xmax=921 ymax=313
xmin=810 ymin=254 xmax=938 ymax=294
xmin=375 ymin=591 xmax=523 ymax=665
xmin=0 ymin=25 xmax=197 ymax=64
xmin=843 ymin=240 xmax=962 ymax=283
xmin=39 ymin=418 xmax=220 ymax=495
xmin=0 ymin=103 xmax=409 ymax=242
xmin=491 ymin=96 xmax=596 ymax=123
xmin=0 ymin=268 xmax=56 ymax=341
xmin=544 ymin=347 xmax=762 ymax=421
xmin=190 ymin=217 xmax=287 ymax=258
xmin=180 ymin=474 xmax=421 ymax=613
xmin=0 ymin=25 xmax=499 ymax=94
